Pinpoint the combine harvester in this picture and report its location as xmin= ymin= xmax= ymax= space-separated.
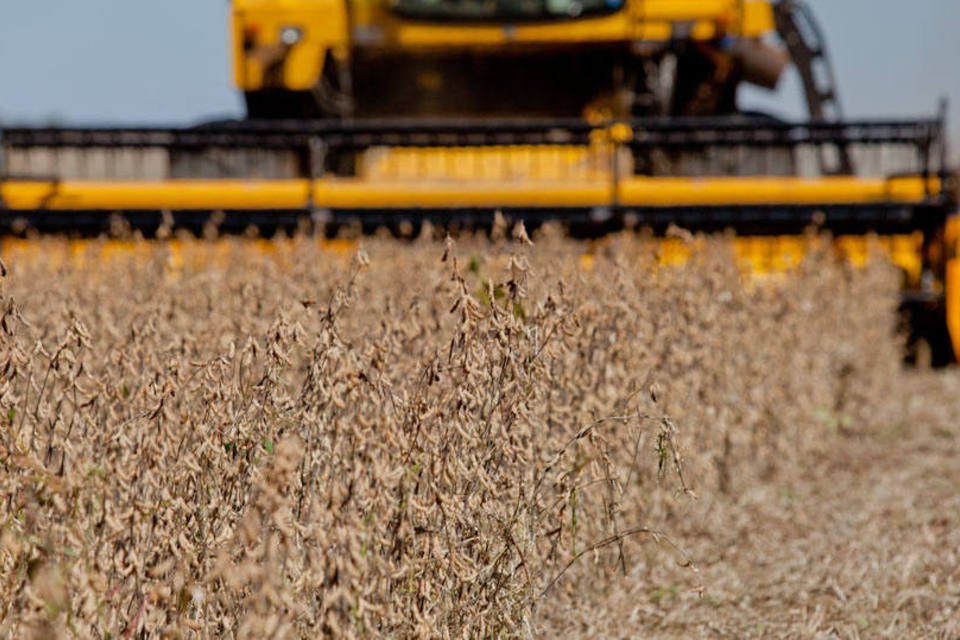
xmin=0 ymin=0 xmax=956 ymax=361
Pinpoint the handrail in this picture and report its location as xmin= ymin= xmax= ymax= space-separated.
xmin=1 ymin=116 xmax=945 ymax=149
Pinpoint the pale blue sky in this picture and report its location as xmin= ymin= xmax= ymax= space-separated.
xmin=1 ymin=0 xmax=958 ymax=149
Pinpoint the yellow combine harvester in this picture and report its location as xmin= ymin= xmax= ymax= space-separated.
xmin=0 ymin=0 xmax=957 ymax=361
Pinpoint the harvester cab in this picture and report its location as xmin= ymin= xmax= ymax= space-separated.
xmin=0 ymin=0 xmax=957 ymax=362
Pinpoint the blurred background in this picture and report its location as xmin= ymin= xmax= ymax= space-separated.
xmin=1 ymin=1 xmax=957 ymax=156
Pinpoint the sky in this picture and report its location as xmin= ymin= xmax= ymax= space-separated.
xmin=0 ymin=0 xmax=958 ymax=150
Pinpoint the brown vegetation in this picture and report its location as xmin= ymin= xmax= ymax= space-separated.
xmin=2 ymin=230 xmax=950 ymax=638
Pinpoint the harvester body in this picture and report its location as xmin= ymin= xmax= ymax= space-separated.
xmin=233 ymin=0 xmax=783 ymax=120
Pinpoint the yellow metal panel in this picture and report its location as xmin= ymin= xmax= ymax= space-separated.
xmin=889 ymin=233 xmax=924 ymax=285
xmin=1 ymin=233 xmax=916 ymax=284
xmin=657 ymin=237 xmax=695 ymax=266
xmin=948 ymin=260 xmax=960 ymax=358
xmin=367 ymin=16 xmax=758 ymax=49
xmin=349 ymin=0 xmax=774 ymax=50
xmin=632 ymin=22 xmax=673 ymax=41
xmin=385 ymin=13 xmax=636 ymax=47
xmin=232 ymin=0 xmax=347 ymax=91
xmin=0 ymin=181 xmax=310 ymax=210
xmin=0 ymin=237 xmax=356 ymax=273
xmin=582 ymin=233 xmax=922 ymax=278
xmin=359 ymin=146 xmax=612 ymax=182
xmin=741 ymin=0 xmax=775 ymax=36
xmin=314 ymin=180 xmax=613 ymax=207
xmin=834 ymin=233 xmax=923 ymax=281
xmin=638 ymin=0 xmax=734 ymax=22
xmin=617 ymin=176 xmax=940 ymax=207
xmin=732 ymin=235 xmax=806 ymax=273
xmin=689 ymin=21 xmax=719 ymax=40
xmin=231 ymin=10 xmax=246 ymax=89
xmin=0 ymin=175 xmax=938 ymax=211
xmin=653 ymin=234 xmax=922 ymax=277
xmin=945 ymin=215 xmax=960 ymax=358
xmin=233 ymin=0 xmax=778 ymax=91
xmin=0 ymin=179 xmax=611 ymax=210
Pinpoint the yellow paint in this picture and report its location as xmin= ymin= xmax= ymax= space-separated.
xmin=359 ymin=145 xmax=613 ymax=182
xmin=233 ymin=0 xmax=348 ymax=90
xmin=1 ymin=180 xmax=310 ymax=210
xmin=657 ymin=237 xmax=696 ymax=266
xmin=354 ymin=0 xmax=772 ymax=49
xmin=384 ymin=14 xmax=636 ymax=48
xmin=1 ymin=233 xmax=918 ymax=296
xmin=232 ymin=0 xmax=776 ymax=91
xmin=578 ymin=233 xmax=923 ymax=280
xmin=617 ymin=176 xmax=940 ymax=207
xmin=0 ymin=236 xmax=356 ymax=273
xmin=741 ymin=1 xmax=776 ymax=36
xmin=945 ymin=215 xmax=960 ymax=358
xmin=1 ymin=175 xmax=939 ymax=212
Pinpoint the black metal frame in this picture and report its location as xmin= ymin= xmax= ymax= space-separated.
xmin=0 ymin=203 xmax=947 ymax=238
xmin=0 ymin=116 xmax=946 ymax=152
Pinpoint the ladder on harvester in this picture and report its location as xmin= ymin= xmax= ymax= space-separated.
xmin=774 ymin=0 xmax=853 ymax=174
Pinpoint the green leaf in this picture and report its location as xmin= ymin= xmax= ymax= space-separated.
xmin=85 ymin=465 xmax=106 ymax=479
